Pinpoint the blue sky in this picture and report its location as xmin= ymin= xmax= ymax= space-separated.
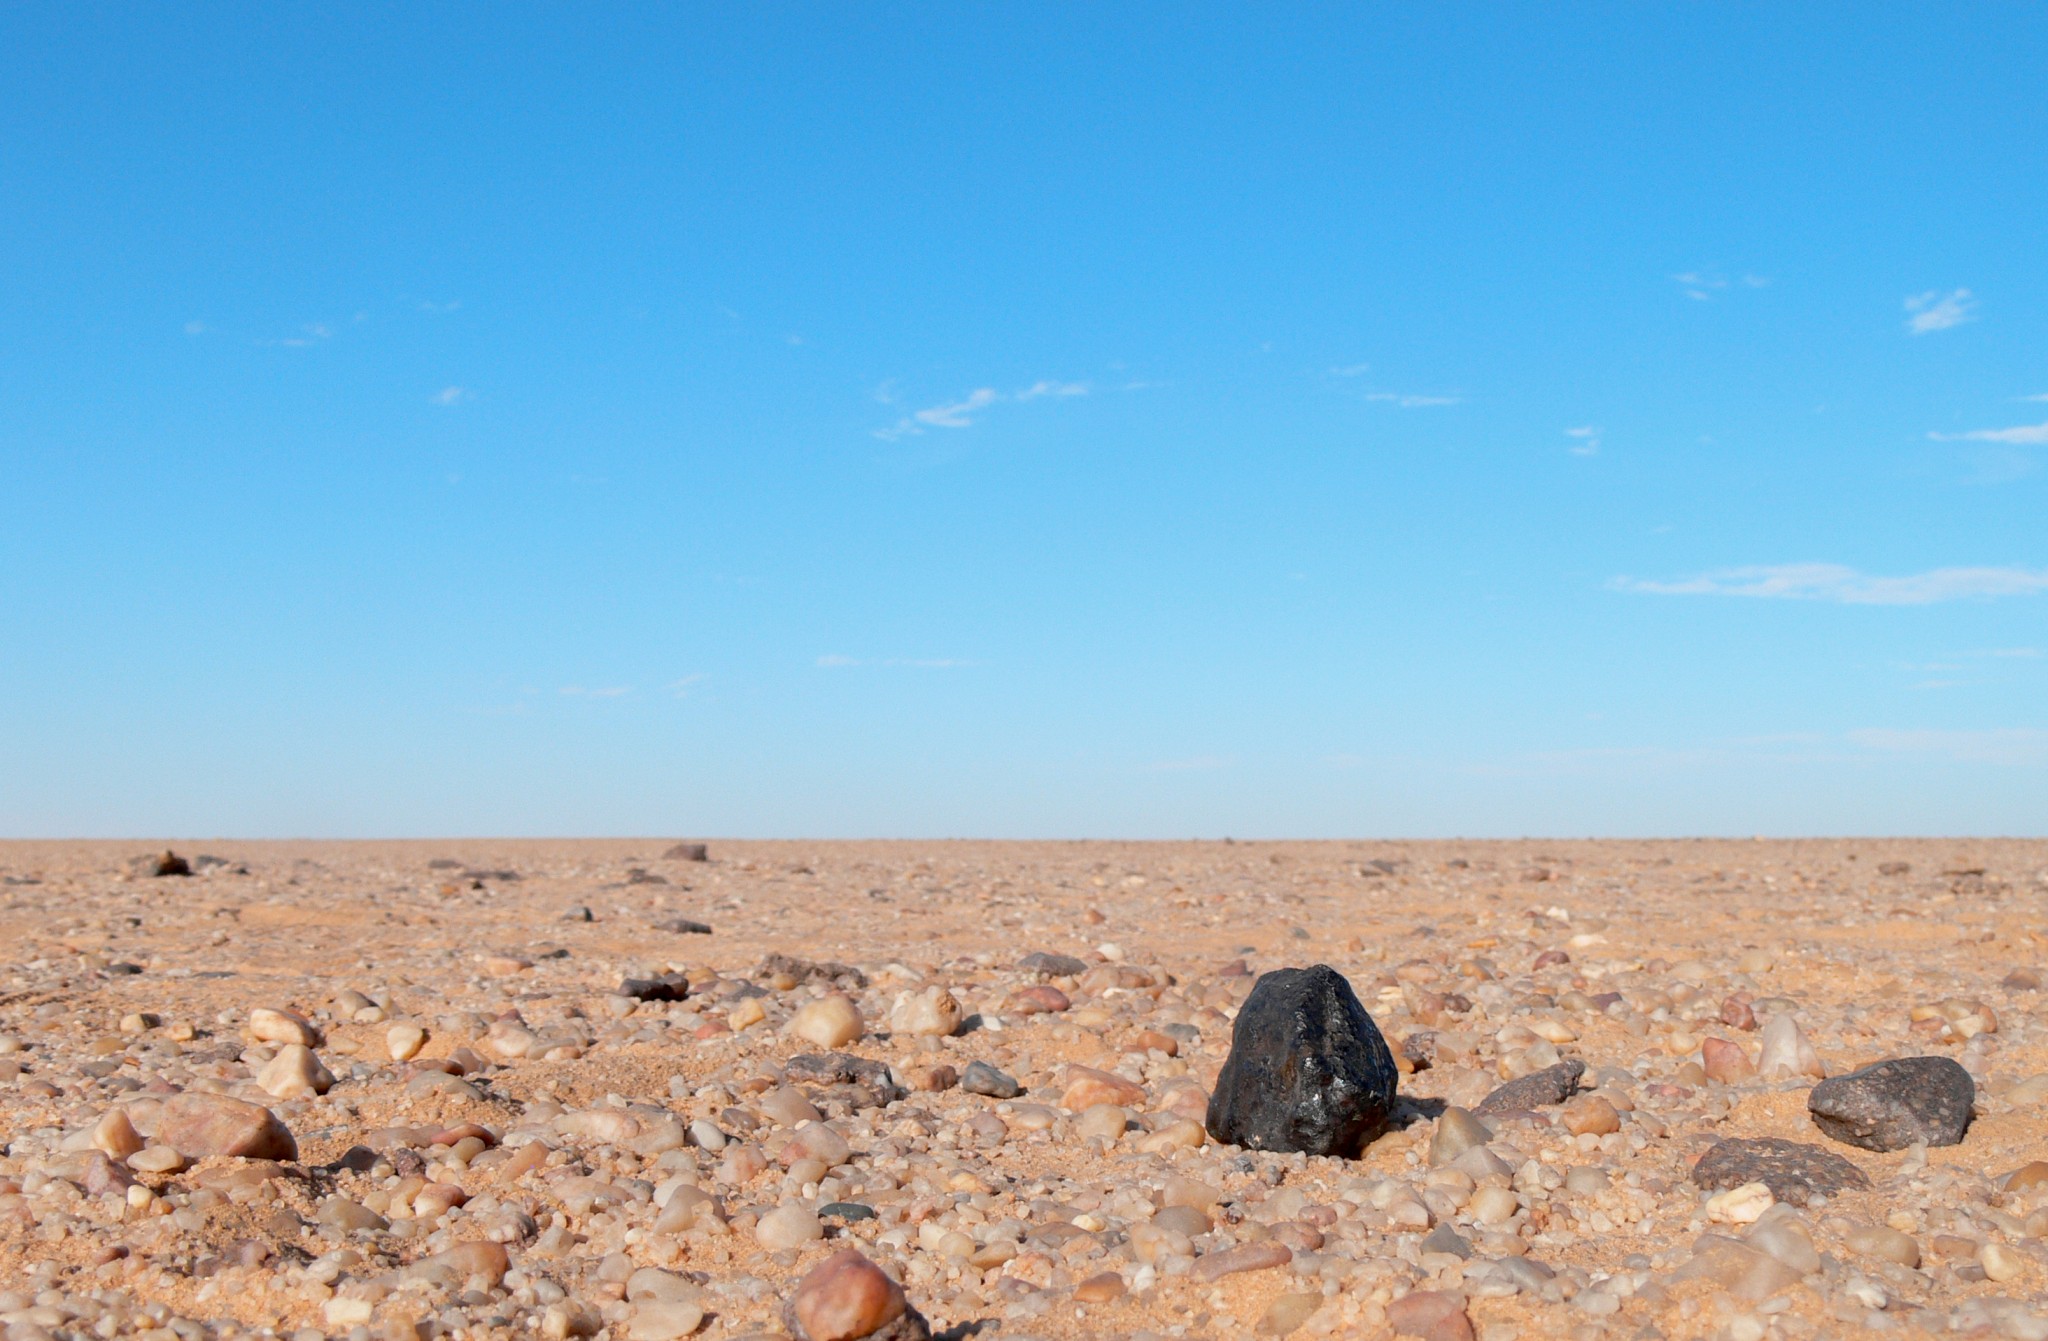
xmin=3 ymin=6 xmax=2045 ymax=838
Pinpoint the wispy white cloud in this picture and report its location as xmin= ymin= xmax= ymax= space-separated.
xmin=431 ymin=386 xmax=469 ymax=407
xmin=1565 ymin=425 xmax=1601 ymax=456
xmin=1612 ymin=562 xmax=2048 ymax=605
xmin=816 ymin=655 xmax=978 ymax=669
xmin=559 ymin=685 xmax=632 ymax=698
xmin=264 ymin=323 xmax=333 ymax=349
xmin=874 ymin=381 xmax=1087 ymax=440
xmin=1366 ymin=392 xmax=1461 ymax=408
xmin=667 ymin=674 xmax=709 ymax=698
xmin=1671 ymin=271 xmax=1770 ymax=301
xmin=1928 ymin=419 xmax=2048 ymax=445
xmin=2021 ymin=393 xmax=2048 ymax=404
xmin=1848 ymin=727 xmax=2048 ymax=766
xmin=1905 ymin=288 xmax=1977 ymax=334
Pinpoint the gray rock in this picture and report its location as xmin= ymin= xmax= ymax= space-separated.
xmin=1205 ymin=964 xmax=1398 ymax=1157
xmin=1474 ymin=1059 xmax=1585 ymax=1116
xmin=1018 ymin=951 xmax=1089 ymax=977
xmin=1809 ymin=1056 xmax=1974 ymax=1151
xmin=663 ymin=842 xmax=710 ymax=862
xmin=1691 ymin=1137 xmax=1870 ymax=1201
xmin=960 ymin=1061 xmax=1020 ymax=1099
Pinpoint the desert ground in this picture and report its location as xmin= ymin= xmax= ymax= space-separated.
xmin=2 ymin=838 xmax=2046 ymax=1341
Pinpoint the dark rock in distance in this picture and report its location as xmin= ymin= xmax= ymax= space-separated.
xmin=130 ymin=850 xmax=191 ymax=878
xmin=1205 ymin=964 xmax=1398 ymax=1157
xmin=1474 ymin=1059 xmax=1586 ymax=1117
xmin=1808 ymin=1056 xmax=1974 ymax=1151
xmin=1691 ymin=1137 xmax=1870 ymax=1201
xmin=1018 ymin=951 xmax=1089 ymax=977
xmin=617 ymin=972 xmax=690 ymax=1002
xmin=664 ymin=842 xmax=710 ymax=862
xmin=656 ymin=917 xmax=713 ymax=935
xmin=758 ymin=953 xmax=869 ymax=990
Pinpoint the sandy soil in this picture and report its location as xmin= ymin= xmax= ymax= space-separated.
xmin=2 ymin=838 xmax=2046 ymax=1341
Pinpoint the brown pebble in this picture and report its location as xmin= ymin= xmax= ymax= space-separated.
xmin=786 ymin=1249 xmax=928 ymax=1341
xmin=158 ymin=1093 xmax=298 ymax=1161
xmin=1701 ymin=1036 xmax=1756 ymax=1083
xmin=1073 ymin=1271 xmax=1126 ymax=1303
xmin=1387 ymin=1290 xmax=1475 ymax=1341
xmin=1060 ymin=1064 xmax=1146 ymax=1111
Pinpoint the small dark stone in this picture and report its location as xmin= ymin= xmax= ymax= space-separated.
xmin=106 ymin=962 xmax=144 ymax=976
xmin=757 ymin=953 xmax=869 ymax=990
xmin=656 ymin=918 xmax=714 ymax=935
xmin=426 ymin=859 xmax=464 ymax=870
xmin=617 ymin=973 xmax=690 ymax=1003
xmin=664 ymin=842 xmax=710 ymax=862
xmin=1419 ymin=1222 xmax=1472 ymax=1259
xmin=1877 ymin=861 xmax=1911 ymax=877
xmin=960 ymin=1061 xmax=1020 ymax=1099
xmin=462 ymin=868 xmax=520 ymax=883
xmin=561 ymin=905 xmax=594 ymax=922
xmin=624 ymin=868 xmax=671 ymax=885
xmin=818 ymin=1201 xmax=876 ymax=1221
xmin=1474 ymin=1059 xmax=1586 ymax=1117
xmin=129 ymin=850 xmax=190 ymax=878
xmin=1691 ymin=1137 xmax=1871 ymax=1200
xmin=1808 ymin=1056 xmax=1975 ymax=1151
xmin=786 ymin=1052 xmax=904 ymax=1107
xmin=1205 ymin=963 xmax=1399 ymax=1158
xmin=1017 ymin=951 xmax=1089 ymax=977
xmin=2001 ymin=968 xmax=2043 ymax=992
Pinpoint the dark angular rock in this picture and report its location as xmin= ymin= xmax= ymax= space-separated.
xmin=960 ymin=1061 xmax=1020 ymax=1099
xmin=819 ymin=1201 xmax=877 ymax=1222
xmin=1205 ymin=964 xmax=1398 ymax=1157
xmin=1419 ymin=1222 xmax=1472 ymax=1259
xmin=562 ymin=905 xmax=594 ymax=922
xmin=1474 ymin=1059 xmax=1585 ymax=1117
xmin=1808 ymin=1056 xmax=1974 ymax=1151
xmin=1691 ymin=1137 xmax=1870 ymax=1201
xmin=617 ymin=972 xmax=690 ymax=1003
xmin=129 ymin=850 xmax=191 ymax=878
xmin=656 ymin=917 xmax=713 ymax=935
xmin=785 ymin=1052 xmax=905 ymax=1108
xmin=664 ymin=842 xmax=710 ymax=862
xmin=1017 ymin=951 xmax=1089 ymax=977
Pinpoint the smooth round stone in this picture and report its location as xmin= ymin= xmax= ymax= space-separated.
xmin=785 ymin=1249 xmax=925 ymax=1341
xmin=386 ymin=1024 xmax=427 ymax=1061
xmin=1469 ymin=1186 xmax=1519 ymax=1225
xmin=1980 ymin=1242 xmax=2024 ymax=1283
xmin=1428 ymin=1108 xmax=1494 ymax=1167
xmin=888 ymin=986 xmax=964 ymax=1038
xmin=1842 ymin=1223 xmax=1921 ymax=1268
xmin=1563 ymin=1166 xmax=1609 ymax=1196
xmin=756 ymin=1203 xmax=824 ymax=1250
xmin=1076 ymin=1103 xmax=1129 ymax=1143
xmin=93 ymin=1109 xmax=144 ymax=1159
xmin=247 ymin=1007 xmax=321 ymax=1047
xmin=258 ymin=1044 xmax=335 ymax=1099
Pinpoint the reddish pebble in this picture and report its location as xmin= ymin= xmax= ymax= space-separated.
xmin=1533 ymin=949 xmax=1571 ymax=969
xmin=1388 ymin=1290 xmax=1474 ymax=1341
xmin=1007 ymin=985 xmax=1071 ymax=1015
xmin=786 ymin=1249 xmax=928 ymax=1341
xmin=1701 ymin=1036 xmax=1757 ymax=1083
xmin=1060 ymin=1065 xmax=1147 ymax=1111
xmin=1720 ymin=995 xmax=1757 ymax=1030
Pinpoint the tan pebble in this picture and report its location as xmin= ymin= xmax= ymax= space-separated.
xmin=1561 ymin=1095 xmax=1620 ymax=1137
xmin=1075 ymin=1103 xmax=1129 ymax=1144
xmin=785 ymin=1248 xmax=922 ymax=1341
xmin=1469 ymin=1186 xmax=1519 ymax=1224
xmin=258 ymin=1044 xmax=336 ymax=1098
xmin=247 ymin=1007 xmax=321 ymax=1047
xmin=93 ymin=1108 xmax=145 ymax=1159
xmin=626 ymin=1300 xmax=705 ymax=1341
xmin=756 ymin=1203 xmax=824 ymax=1249
xmin=2002 ymin=1160 xmax=2048 ymax=1191
xmin=727 ymin=998 xmax=767 ymax=1031
xmin=1128 ymin=1028 xmax=1179 ymax=1056
xmin=1060 ymin=1064 xmax=1146 ymax=1111
xmin=788 ymin=995 xmax=865 ymax=1048
xmin=887 ymin=985 xmax=963 ymax=1037
xmin=483 ymin=955 xmax=532 ymax=976
xmin=1705 ymin=1181 xmax=1774 ymax=1224
xmin=1755 ymin=1015 xmax=1825 ymax=1079
xmin=386 ymin=1023 xmax=427 ymax=1061
xmin=1980 ymin=1242 xmax=2025 ymax=1283
xmin=899 ymin=1062 xmax=957 ymax=1092
xmin=414 ymin=1239 xmax=510 ymax=1285
xmin=1428 ymin=1107 xmax=1493 ymax=1166
xmin=128 ymin=1145 xmax=186 ymax=1174
xmin=1136 ymin=1119 xmax=1206 ymax=1153
xmin=1073 ymin=1271 xmax=1125 ymax=1303
xmin=158 ymin=1093 xmax=297 ymax=1161
xmin=539 ymin=1302 xmax=601 ymax=1340
xmin=1259 ymin=1292 xmax=1323 ymax=1336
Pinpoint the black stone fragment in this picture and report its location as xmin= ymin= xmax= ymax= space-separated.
xmin=1205 ymin=963 xmax=1398 ymax=1158
xmin=664 ymin=842 xmax=710 ymax=862
xmin=617 ymin=972 xmax=690 ymax=1002
xmin=818 ymin=1201 xmax=876 ymax=1221
xmin=1691 ymin=1137 xmax=1870 ymax=1200
xmin=657 ymin=918 xmax=714 ymax=935
xmin=1474 ymin=1059 xmax=1586 ymax=1117
xmin=960 ymin=1061 xmax=1021 ymax=1099
xmin=1018 ymin=951 xmax=1089 ymax=977
xmin=785 ymin=1052 xmax=904 ymax=1108
xmin=1808 ymin=1056 xmax=1974 ymax=1151
xmin=129 ymin=850 xmax=190 ymax=878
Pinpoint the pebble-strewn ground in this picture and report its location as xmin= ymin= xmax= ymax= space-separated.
xmin=4 ymin=838 xmax=2048 ymax=1341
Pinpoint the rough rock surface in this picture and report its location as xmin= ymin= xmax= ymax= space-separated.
xmin=1691 ymin=1136 xmax=1871 ymax=1200
xmin=1206 ymin=963 xmax=1398 ymax=1157
xmin=1808 ymin=1055 xmax=1975 ymax=1150
xmin=1473 ymin=1058 xmax=1585 ymax=1116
